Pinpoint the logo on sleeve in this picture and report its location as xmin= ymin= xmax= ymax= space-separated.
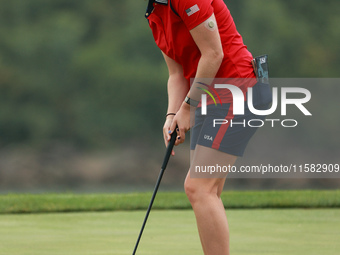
xmin=155 ymin=0 xmax=168 ymax=4
xmin=186 ymin=4 xmax=200 ymax=16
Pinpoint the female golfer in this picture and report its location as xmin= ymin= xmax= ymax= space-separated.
xmin=146 ymin=0 xmax=270 ymax=254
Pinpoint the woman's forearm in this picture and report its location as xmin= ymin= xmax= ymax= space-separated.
xmin=187 ymin=53 xmax=223 ymax=102
xmin=167 ymin=73 xmax=190 ymax=114
xmin=196 ymin=51 xmax=224 ymax=80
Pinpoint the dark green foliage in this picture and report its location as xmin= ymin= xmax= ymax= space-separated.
xmin=0 ymin=0 xmax=339 ymax=149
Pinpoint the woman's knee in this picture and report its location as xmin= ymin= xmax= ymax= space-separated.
xmin=184 ymin=175 xmax=198 ymax=204
xmin=184 ymin=174 xmax=222 ymax=205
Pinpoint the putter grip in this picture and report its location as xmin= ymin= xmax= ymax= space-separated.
xmin=161 ymin=128 xmax=177 ymax=170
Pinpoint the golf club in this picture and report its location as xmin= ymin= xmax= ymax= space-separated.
xmin=132 ymin=128 xmax=177 ymax=255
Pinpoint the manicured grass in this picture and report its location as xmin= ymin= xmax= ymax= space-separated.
xmin=0 ymin=209 xmax=339 ymax=255
xmin=1 ymin=190 xmax=340 ymax=214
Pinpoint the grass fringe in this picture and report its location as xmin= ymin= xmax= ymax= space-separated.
xmin=0 ymin=190 xmax=339 ymax=214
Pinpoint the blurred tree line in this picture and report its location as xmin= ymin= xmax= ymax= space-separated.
xmin=0 ymin=0 xmax=339 ymax=150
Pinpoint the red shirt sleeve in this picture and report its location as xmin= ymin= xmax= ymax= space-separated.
xmin=172 ymin=0 xmax=214 ymax=30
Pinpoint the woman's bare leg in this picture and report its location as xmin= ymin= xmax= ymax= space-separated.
xmin=185 ymin=145 xmax=237 ymax=255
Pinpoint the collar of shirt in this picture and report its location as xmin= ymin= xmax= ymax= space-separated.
xmin=145 ymin=0 xmax=168 ymax=18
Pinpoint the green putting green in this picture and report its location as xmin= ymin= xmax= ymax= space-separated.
xmin=0 ymin=209 xmax=339 ymax=255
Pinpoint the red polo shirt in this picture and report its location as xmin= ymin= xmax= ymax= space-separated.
xmin=146 ymin=0 xmax=256 ymax=102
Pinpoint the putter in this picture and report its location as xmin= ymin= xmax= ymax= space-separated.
xmin=132 ymin=128 xmax=178 ymax=255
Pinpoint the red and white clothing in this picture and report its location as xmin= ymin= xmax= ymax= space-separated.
xmin=146 ymin=0 xmax=256 ymax=83
xmin=146 ymin=0 xmax=269 ymax=156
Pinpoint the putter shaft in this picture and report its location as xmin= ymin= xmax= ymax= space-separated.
xmin=132 ymin=129 xmax=177 ymax=255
